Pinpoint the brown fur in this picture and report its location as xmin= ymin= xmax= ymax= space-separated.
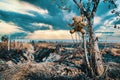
xmin=70 ymin=16 xmax=86 ymax=34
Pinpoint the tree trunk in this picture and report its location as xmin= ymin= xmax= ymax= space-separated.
xmin=82 ymin=35 xmax=90 ymax=67
xmin=82 ymin=34 xmax=94 ymax=76
xmin=88 ymin=19 xmax=104 ymax=76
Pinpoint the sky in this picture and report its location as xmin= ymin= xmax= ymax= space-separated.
xmin=0 ymin=0 xmax=120 ymax=40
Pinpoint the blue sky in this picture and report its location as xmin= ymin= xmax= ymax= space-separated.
xmin=0 ymin=0 xmax=120 ymax=40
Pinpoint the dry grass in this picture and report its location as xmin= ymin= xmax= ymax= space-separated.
xmin=0 ymin=62 xmax=82 ymax=80
xmin=0 ymin=42 xmax=120 ymax=80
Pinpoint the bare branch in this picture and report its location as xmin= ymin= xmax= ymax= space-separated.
xmin=73 ymin=0 xmax=87 ymax=16
xmin=91 ymin=0 xmax=100 ymax=18
xmin=73 ymin=0 xmax=80 ymax=8
xmin=87 ymin=0 xmax=91 ymax=12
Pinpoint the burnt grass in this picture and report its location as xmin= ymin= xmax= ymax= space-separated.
xmin=0 ymin=42 xmax=120 ymax=80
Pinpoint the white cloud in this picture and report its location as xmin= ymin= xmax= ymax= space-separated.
xmin=32 ymin=23 xmax=53 ymax=30
xmin=95 ymin=4 xmax=120 ymax=38
xmin=0 ymin=20 xmax=23 ymax=34
xmin=100 ymin=13 xmax=120 ymax=32
xmin=95 ymin=24 xmax=120 ymax=38
xmin=0 ymin=0 xmax=48 ymax=16
xmin=26 ymin=30 xmax=82 ymax=40
xmin=63 ymin=11 xmax=77 ymax=22
xmin=94 ymin=16 xmax=101 ymax=25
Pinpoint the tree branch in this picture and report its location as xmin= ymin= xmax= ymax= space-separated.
xmin=91 ymin=0 xmax=100 ymax=18
xmin=87 ymin=0 xmax=91 ymax=11
xmin=73 ymin=0 xmax=87 ymax=16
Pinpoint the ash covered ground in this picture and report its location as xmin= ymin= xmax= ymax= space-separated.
xmin=0 ymin=41 xmax=120 ymax=80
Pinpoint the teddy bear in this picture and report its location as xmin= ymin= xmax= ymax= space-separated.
xmin=69 ymin=16 xmax=86 ymax=35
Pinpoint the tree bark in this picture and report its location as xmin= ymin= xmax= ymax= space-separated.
xmin=73 ymin=0 xmax=104 ymax=76
xmin=82 ymin=35 xmax=90 ymax=68
xmin=82 ymin=34 xmax=94 ymax=76
xmin=88 ymin=19 xmax=104 ymax=76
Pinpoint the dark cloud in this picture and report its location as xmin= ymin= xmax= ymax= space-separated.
xmin=0 ymin=10 xmax=38 ymax=32
xmin=0 ymin=9 xmax=68 ymax=33
xmin=0 ymin=0 xmax=73 ymax=32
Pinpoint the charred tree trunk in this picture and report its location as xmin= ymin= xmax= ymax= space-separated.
xmin=87 ymin=18 xmax=104 ymax=76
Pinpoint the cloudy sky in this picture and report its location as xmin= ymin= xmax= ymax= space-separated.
xmin=0 ymin=0 xmax=120 ymax=40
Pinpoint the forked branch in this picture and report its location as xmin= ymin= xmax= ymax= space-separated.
xmin=73 ymin=0 xmax=88 ymax=16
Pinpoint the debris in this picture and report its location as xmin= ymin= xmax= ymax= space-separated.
xmin=0 ymin=42 xmax=120 ymax=80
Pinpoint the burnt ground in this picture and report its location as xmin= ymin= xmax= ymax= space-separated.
xmin=0 ymin=42 xmax=120 ymax=80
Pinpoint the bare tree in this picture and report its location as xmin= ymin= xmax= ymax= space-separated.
xmin=52 ymin=0 xmax=118 ymax=76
